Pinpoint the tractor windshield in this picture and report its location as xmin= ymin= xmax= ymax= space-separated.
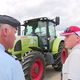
xmin=23 ymin=21 xmax=46 ymax=36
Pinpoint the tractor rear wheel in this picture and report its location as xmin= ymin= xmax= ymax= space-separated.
xmin=53 ymin=42 xmax=68 ymax=71
xmin=22 ymin=51 xmax=45 ymax=80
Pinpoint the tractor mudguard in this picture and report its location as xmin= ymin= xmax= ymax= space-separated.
xmin=52 ymin=38 xmax=63 ymax=55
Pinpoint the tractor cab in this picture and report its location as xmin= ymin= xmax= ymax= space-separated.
xmin=19 ymin=17 xmax=60 ymax=50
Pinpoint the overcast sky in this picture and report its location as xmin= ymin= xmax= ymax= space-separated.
xmin=0 ymin=0 xmax=80 ymax=30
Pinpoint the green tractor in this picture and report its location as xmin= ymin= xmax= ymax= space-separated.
xmin=9 ymin=17 xmax=68 ymax=80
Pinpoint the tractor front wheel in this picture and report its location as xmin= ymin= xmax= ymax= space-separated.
xmin=22 ymin=51 xmax=45 ymax=80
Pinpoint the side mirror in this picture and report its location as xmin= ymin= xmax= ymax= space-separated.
xmin=55 ymin=17 xmax=60 ymax=25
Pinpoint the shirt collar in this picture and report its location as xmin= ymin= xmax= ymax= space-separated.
xmin=0 ymin=44 xmax=5 ymax=51
xmin=72 ymin=44 xmax=80 ymax=50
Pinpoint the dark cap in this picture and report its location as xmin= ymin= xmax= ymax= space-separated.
xmin=0 ymin=15 xmax=21 ymax=29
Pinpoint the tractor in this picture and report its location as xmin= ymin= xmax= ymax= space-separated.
xmin=9 ymin=17 xmax=68 ymax=80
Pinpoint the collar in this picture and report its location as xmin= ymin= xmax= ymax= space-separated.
xmin=0 ymin=44 xmax=5 ymax=51
xmin=72 ymin=44 xmax=80 ymax=50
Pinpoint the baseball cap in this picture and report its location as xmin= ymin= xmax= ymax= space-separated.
xmin=60 ymin=26 xmax=80 ymax=36
xmin=0 ymin=15 xmax=21 ymax=29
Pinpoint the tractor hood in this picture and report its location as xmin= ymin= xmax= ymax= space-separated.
xmin=8 ymin=35 xmax=38 ymax=55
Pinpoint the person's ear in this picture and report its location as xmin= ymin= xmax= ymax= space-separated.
xmin=77 ymin=36 xmax=79 ymax=39
xmin=76 ymin=36 xmax=80 ymax=43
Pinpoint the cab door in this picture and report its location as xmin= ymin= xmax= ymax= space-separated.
xmin=35 ymin=21 xmax=48 ymax=49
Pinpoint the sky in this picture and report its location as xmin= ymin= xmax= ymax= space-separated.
xmin=0 ymin=0 xmax=80 ymax=30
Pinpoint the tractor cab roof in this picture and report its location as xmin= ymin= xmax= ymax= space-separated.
xmin=24 ymin=17 xmax=53 ymax=22
xmin=22 ymin=17 xmax=59 ymax=26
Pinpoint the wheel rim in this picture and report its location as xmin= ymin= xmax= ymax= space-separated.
xmin=31 ymin=58 xmax=44 ymax=80
xmin=61 ymin=48 xmax=68 ymax=64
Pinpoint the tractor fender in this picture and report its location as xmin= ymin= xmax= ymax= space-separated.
xmin=52 ymin=38 xmax=64 ymax=55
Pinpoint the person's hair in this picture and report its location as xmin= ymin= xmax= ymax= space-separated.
xmin=0 ymin=24 xmax=2 ymax=27
xmin=0 ymin=24 xmax=3 ymax=29
xmin=0 ymin=23 xmax=5 ymax=27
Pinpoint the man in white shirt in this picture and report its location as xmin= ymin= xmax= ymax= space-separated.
xmin=60 ymin=26 xmax=80 ymax=80
xmin=0 ymin=15 xmax=25 ymax=80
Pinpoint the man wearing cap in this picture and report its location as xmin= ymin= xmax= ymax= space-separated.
xmin=60 ymin=26 xmax=80 ymax=80
xmin=0 ymin=15 xmax=25 ymax=80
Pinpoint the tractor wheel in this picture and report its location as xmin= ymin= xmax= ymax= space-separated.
xmin=53 ymin=41 xmax=68 ymax=71
xmin=22 ymin=51 xmax=45 ymax=80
